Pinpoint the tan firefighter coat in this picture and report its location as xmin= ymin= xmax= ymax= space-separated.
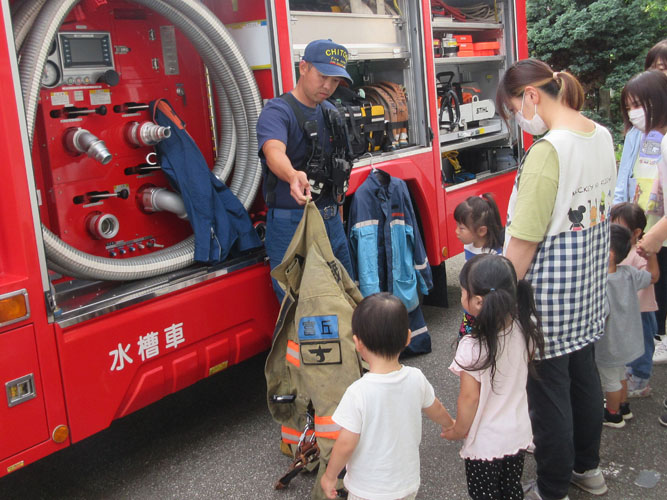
xmin=265 ymin=201 xmax=363 ymax=499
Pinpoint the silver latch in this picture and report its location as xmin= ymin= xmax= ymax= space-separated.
xmin=6 ymin=374 xmax=36 ymax=408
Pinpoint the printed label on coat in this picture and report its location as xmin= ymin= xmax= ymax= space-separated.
xmin=300 ymin=341 xmax=342 ymax=365
xmin=298 ymin=315 xmax=339 ymax=340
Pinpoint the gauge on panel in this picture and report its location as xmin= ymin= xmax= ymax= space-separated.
xmin=48 ymin=39 xmax=57 ymax=56
xmin=41 ymin=61 xmax=60 ymax=87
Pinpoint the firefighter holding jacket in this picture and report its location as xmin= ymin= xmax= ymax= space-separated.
xmin=256 ymin=38 xmax=356 ymax=304
xmin=261 ymin=41 xmax=364 ymax=500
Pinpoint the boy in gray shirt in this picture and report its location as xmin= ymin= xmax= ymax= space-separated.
xmin=596 ymin=224 xmax=652 ymax=428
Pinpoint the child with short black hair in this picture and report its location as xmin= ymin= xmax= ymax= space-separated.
xmin=321 ymin=292 xmax=454 ymax=500
xmin=454 ymin=193 xmax=505 ymax=260
xmin=595 ymin=223 xmax=653 ymax=428
xmin=610 ymin=203 xmax=660 ymax=399
xmin=444 ymin=254 xmax=544 ymax=500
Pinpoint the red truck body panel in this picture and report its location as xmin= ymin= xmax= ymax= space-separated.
xmin=0 ymin=0 xmax=526 ymax=477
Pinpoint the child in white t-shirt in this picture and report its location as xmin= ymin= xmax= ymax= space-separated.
xmin=321 ymin=292 xmax=454 ymax=500
xmin=443 ymin=254 xmax=544 ymax=499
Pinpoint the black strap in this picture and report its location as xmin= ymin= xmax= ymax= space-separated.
xmin=265 ymin=92 xmax=322 ymax=206
xmin=279 ymin=92 xmax=311 ymax=132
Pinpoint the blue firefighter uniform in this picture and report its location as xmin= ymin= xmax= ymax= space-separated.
xmin=151 ymin=99 xmax=261 ymax=263
xmin=256 ymin=95 xmax=354 ymax=303
xmin=347 ymin=169 xmax=432 ymax=354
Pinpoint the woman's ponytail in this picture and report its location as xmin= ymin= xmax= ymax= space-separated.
xmin=497 ymin=59 xmax=585 ymax=119
xmin=555 ymin=71 xmax=585 ymax=111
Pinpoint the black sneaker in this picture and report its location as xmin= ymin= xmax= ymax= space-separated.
xmin=603 ymin=408 xmax=625 ymax=428
xmin=659 ymin=413 xmax=667 ymax=427
xmin=619 ymin=402 xmax=633 ymax=420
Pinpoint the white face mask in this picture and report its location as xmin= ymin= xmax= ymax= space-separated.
xmin=628 ymin=107 xmax=646 ymax=132
xmin=515 ymin=92 xmax=548 ymax=135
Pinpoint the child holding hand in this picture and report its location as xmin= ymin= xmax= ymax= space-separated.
xmin=595 ymin=224 xmax=654 ymax=427
xmin=321 ymin=292 xmax=454 ymax=500
xmin=444 ymin=254 xmax=544 ymax=500
xmin=610 ymin=203 xmax=660 ymax=399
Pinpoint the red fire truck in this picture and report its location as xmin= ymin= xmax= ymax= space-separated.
xmin=0 ymin=0 xmax=527 ymax=476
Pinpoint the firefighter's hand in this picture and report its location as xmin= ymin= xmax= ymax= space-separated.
xmin=289 ymin=170 xmax=311 ymax=205
xmin=320 ymin=472 xmax=338 ymax=499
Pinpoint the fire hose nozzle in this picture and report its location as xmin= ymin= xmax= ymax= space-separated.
xmin=126 ymin=121 xmax=172 ymax=147
xmin=64 ymin=128 xmax=113 ymax=165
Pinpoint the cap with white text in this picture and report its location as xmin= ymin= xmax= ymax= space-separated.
xmin=302 ymin=39 xmax=352 ymax=84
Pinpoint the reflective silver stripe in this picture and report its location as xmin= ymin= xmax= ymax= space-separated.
xmin=286 ymin=344 xmax=299 ymax=360
xmin=412 ymin=326 xmax=428 ymax=336
xmin=281 ymin=431 xmax=299 ymax=442
xmin=414 ymin=259 xmax=428 ymax=270
xmin=314 ymin=422 xmax=341 ymax=433
xmin=352 ymin=219 xmax=379 ymax=230
xmin=390 ymin=219 xmax=405 ymax=226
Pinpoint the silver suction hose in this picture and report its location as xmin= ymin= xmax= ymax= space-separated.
xmin=11 ymin=0 xmax=47 ymax=51
xmin=139 ymin=187 xmax=188 ymax=219
xmin=17 ymin=0 xmax=262 ymax=281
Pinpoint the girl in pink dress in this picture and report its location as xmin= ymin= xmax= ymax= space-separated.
xmin=443 ymin=254 xmax=544 ymax=500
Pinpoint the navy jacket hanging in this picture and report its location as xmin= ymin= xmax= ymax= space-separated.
xmin=151 ymin=99 xmax=261 ymax=263
xmin=348 ymin=169 xmax=433 ymax=355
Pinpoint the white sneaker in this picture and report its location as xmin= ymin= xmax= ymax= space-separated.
xmin=523 ymin=480 xmax=570 ymax=500
xmin=571 ymin=467 xmax=608 ymax=495
xmin=653 ymin=340 xmax=667 ymax=364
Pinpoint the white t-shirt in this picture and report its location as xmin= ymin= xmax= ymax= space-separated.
xmin=332 ymin=365 xmax=435 ymax=500
xmin=449 ymin=321 xmax=532 ymax=460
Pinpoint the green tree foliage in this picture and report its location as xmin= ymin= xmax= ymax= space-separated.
xmin=527 ymin=0 xmax=667 ymax=144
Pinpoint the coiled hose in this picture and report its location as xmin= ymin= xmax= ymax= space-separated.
xmin=17 ymin=0 xmax=262 ymax=281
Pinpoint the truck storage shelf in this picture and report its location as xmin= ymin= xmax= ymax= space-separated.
xmin=294 ymin=44 xmax=410 ymax=61
xmin=431 ymin=18 xmax=503 ymax=31
xmin=440 ymin=131 xmax=510 ymax=153
xmin=352 ymin=146 xmax=433 ymax=169
xmin=445 ymin=167 xmax=518 ymax=193
xmin=290 ymin=11 xmax=409 ymax=61
xmin=434 ymin=55 xmax=505 ymax=66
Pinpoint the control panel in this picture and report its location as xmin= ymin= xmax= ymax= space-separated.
xmin=42 ymin=31 xmax=116 ymax=87
xmin=33 ymin=4 xmax=213 ymax=264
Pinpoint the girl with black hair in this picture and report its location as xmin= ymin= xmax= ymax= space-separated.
xmin=443 ymin=253 xmax=544 ymax=500
xmin=454 ymin=193 xmax=505 ymax=338
xmin=610 ymin=203 xmax=660 ymax=401
xmin=454 ymin=193 xmax=504 ymax=260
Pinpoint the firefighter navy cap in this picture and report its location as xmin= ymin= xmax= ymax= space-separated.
xmin=302 ymin=39 xmax=353 ymax=84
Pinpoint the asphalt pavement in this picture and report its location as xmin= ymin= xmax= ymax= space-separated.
xmin=1 ymin=254 xmax=666 ymax=499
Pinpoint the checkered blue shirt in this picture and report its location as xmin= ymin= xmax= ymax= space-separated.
xmin=526 ymin=220 xmax=610 ymax=359
xmin=507 ymin=126 xmax=616 ymax=360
